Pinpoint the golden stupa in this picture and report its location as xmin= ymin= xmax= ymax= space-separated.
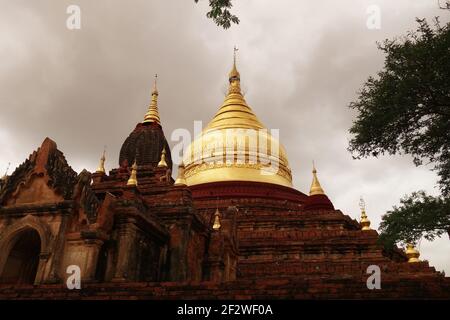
xmin=183 ymin=51 xmax=292 ymax=187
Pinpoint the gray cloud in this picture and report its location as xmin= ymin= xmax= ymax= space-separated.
xmin=1 ymin=0 xmax=449 ymax=273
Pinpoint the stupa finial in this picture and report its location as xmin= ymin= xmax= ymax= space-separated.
xmin=309 ymin=161 xmax=325 ymax=196
xmin=174 ymin=162 xmax=187 ymax=186
xmin=2 ymin=162 xmax=10 ymax=180
xmin=359 ymin=196 xmax=371 ymax=231
xmin=127 ymin=159 xmax=138 ymax=186
xmin=143 ymin=74 xmax=161 ymax=125
xmin=212 ymin=207 xmax=221 ymax=230
xmin=405 ymin=243 xmax=420 ymax=263
xmin=96 ymin=147 xmax=106 ymax=174
xmin=157 ymin=147 xmax=168 ymax=168
xmin=228 ymin=46 xmax=241 ymax=94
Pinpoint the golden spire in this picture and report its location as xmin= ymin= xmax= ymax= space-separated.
xmin=174 ymin=162 xmax=187 ymax=186
xmin=309 ymin=162 xmax=325 ymax=196
xmin=96 ymin=148 xmax=106 ymax=174
xmin=205 ymin=48 xmax=265 ymax=131
xmin=157 ymin=147 xmax=168 ymax=168
xmin=405 ymin=243 xmax=420 ymax=263
xmin=212 ymin=207 xmax=221 ymax=230
xmin=359 ymin=197 xmax=371 ymax=231
xmin=143 ymin=74 xmax=161 ymax=125
xmin=228 ymin=46 xmax=241 ymax=94
xmin=127 ymin=159 xmax=138 ymax=186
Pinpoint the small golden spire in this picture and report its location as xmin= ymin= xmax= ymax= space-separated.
xmin=405 ymin=243 xmax=420 ymax=263
xmin=309 ymin=162 xmax=325 ymax=196
xmin=127 ymin=159 xmax=138 ymax=186
xmin=229 ymin=46 xmax=240 ymax=78
xmin=174 ymin=162 xmax=187 ymax=186
xmin=1 ymin=162 xmax=10 ymax=181
xmin=1 ymin=163 xmax=9 ymax=191
xmin=359 ymin=197 xmax=371 ymax=231
xmin=143 ymin=74 xmax=161 ymax=125
xmin=157 ymin=147 xmax=168 ymax=168
xmin=96 ymin=148 xmax=106 ymax=174
xmin=212 ymin=207 xmax=221 ymax=230
xmin=228 ymin=46 xmax=241 ymax=94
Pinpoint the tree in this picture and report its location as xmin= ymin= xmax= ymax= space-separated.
xmin=378 ymin=191 xmax=450 ymax=247
xmin=194 ymin=0 xmax=239 ymax=29
xmin=348 ymin=18 xmax=450 ymax=248
xmin=438 ymin=0 xmax=450 ymax=10
xmin=193 ymin=1 xmax=448 ymax=29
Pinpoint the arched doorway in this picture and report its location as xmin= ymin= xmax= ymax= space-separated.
xmin=0 ymin=229 xmax=41 ymax=284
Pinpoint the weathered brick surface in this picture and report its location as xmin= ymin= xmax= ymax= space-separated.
xmin=1 ymin=275 xmax=449 ymax=300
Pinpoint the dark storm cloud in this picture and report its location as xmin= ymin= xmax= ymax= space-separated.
xmin=0 ymin=0 xmax=448 ymax=271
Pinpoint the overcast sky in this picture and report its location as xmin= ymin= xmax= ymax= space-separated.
xmin=1 ymin=0 xmax=449 ymax=274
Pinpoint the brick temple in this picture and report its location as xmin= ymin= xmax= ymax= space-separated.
xmin=0 ymin=59 xmax=449 ymax=299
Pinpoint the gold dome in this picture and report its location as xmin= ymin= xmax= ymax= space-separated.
xmin=183 ymin=54 xmax=293 ymax=187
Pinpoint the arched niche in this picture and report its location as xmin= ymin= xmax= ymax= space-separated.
xmin=0 ymin=215 xmax=52 ymax=285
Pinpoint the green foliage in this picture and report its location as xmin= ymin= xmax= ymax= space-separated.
xmin=438 ymin=0 xmax=450 ymax=10
xmin=349 ymin=18 xmax=450 ymax=247
xmin=194 ymin=0 xmax=239 ymax=29
xmin=348 ymin=18 xmax=450 ymax=197
xmin=378 ymin=191 xmax=450 ymax=248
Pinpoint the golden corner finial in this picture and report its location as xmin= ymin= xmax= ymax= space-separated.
xmin=405 ymin=243 xmax=420 ymax=263
xmin=212 ymin=207 xmax=221 ymax=230
xmin=174 ymin=162 xmax=187 ymax=186
xmin=1 ymin=163 xmax=10 ymax=192
xmin=127 ymin=159 xmax=138 ymax=186
xmin=143 ymin=74 xmax=161 ymax=125
xmin=309 ymin=161 xmax=325 ymax=196
xmin=157 ymin=147 xmax=168 ymax=168
xmin=96 ymin=147 xmax=106 ymax=174
xmin=2 ymin=162 xmax=10 ymax=181
xmin=359 ymin=196 xmax=371 ymax=231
